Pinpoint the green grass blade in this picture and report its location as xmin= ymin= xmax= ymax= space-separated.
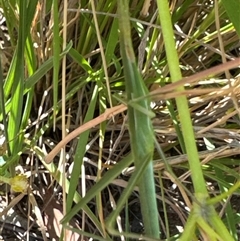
xmin=61 ymin=153 xmax=133 ymax=224
xmin=0 ymin=58 xmax=10 ymax=154
xmin=53 ymin=0 xmax=61 ymax=127
xmin=66 ymin=84 xmax=98 ymax=211
xmin=213 ymin=167 xmax=238 ymax=239
xmin=118 ymin=0 xmax=160 ymax=238
xmin=68 ymin=47 xmax=92 ymax=73
xmin=3 ymin=52 xmax=17 ymax=101
xmin=7 ymin=0 xmax=29 ymax=156
xmin=222 ymin=0 xmax=240 ymax=36
xmin=24 ymin=42 xmax=72 ymax=92
xmin=0 ymin=42 xmax=72 ymax=121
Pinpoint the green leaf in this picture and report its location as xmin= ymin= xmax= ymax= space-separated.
xmin=25 ymin=42 xmax=72 ymax=92
xmin=222 ymin=0 xmax=240 ymax=36
xmin=66 ymin=85 xmax=98 ymax=212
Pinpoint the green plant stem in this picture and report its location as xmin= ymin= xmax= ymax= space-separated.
xmin=156 ymin=0 xmax=207 ymax=195
xmin=207 ymin=180 xmax=240 ymax=205
xmin=209 ymin=213 xmax=235 ymax=241
xmin=156 ymin=1 xmax=236 ymax=240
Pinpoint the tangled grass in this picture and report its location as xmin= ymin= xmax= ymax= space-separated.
xmin=0 ymin=0 xmax=239 ymax=240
